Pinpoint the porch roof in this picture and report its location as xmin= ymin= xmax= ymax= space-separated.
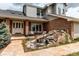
xmin=0 ymin=10 xmax=48 ymax=22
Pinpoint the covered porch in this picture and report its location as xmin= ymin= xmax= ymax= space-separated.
xmin=0 ymin=17 xmax=48 ymax=36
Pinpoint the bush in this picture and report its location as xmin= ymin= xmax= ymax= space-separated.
xmin=0 ymin=21 xmax=11 ymax=48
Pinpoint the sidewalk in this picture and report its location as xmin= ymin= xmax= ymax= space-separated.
xmin=0 ymin=39 xmax=79 ymax=56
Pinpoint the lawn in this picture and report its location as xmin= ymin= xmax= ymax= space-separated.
xmin=67 ymin=52 xmax=79 ymax=56
xmin=72 ymin=38 xmax=79 ymax=43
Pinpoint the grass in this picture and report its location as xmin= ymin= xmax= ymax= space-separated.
xmin=66 ymin=52 xmax=79 ymax=56
xmin=72 ymin=38 xmax=79 ymax=43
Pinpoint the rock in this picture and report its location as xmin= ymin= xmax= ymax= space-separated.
xmin=26 ymin=40 xmax=37 ymax=49
xmin=24 ymin=30 xmax=72 ymax=50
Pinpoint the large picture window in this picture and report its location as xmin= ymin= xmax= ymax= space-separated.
xmin=31 ymin=23 xmax=43 ymax=33
xmin=13 ymin=22 xmax=24 ymax=28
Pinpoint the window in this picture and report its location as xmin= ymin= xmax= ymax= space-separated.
xmin=22 ymin=23 xmax=23 ymax=28
xmin=58 ymin=8 xmax=61 ymax=15
xmin=16 ymin=23 xmax=18 ymax=28
xmin=39 ymin=25 xmax=41 ymax=31
xmin=31 ymin=23 xmax=43 ymax=33
xmin=36 ymin=25 xmax=38 ymax=31
xmin=37 ymin=8 xmax=44 ymax=17
xmin=19 ymin=23 xmax=20 ymax=28
xmin=13 ymin=23 xmax=15 ymax=28
xmin=37 ymin=8 xmax=40 ymax=16
xmin=13 ymin=22 xmax=24 ymax=28
xmin=63 ymin=9 xmax=65 ymax=14
xmin=32 ymin=25 xmax=36 ymax=31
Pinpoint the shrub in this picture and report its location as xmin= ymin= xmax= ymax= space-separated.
xmin=0 ymin=21 xmax=11 ymax=48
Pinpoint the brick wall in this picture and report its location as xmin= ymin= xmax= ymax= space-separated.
xmin=47 ymin=18 xmax=72 ymax=35
xmin=25 ymin=20 xmax=29 ymax=35
xmin=6 ymin=20 xmax=11 ymax=33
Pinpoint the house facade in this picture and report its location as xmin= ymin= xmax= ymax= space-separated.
xmin=0 ymin=3 xmax=79 ymax=38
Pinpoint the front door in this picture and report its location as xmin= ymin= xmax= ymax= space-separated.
xmin=12 ymin=21 xmax=24 ymax=34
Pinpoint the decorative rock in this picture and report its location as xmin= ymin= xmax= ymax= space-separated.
xmin=26 ymin=40 xmax=37 ymax=49
xmin=25 ymin=30 xmax=72 ymax=50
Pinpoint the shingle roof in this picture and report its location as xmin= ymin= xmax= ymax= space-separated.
xmin=47 ymin=14 xmax=79 ymax=22
xmin=25 ymin=3 xmax=54 ymax=9
xmin=0 ymin=10 xmax=47 ymax=22
xmin=25 ymin=3 xmax=46 ymax=9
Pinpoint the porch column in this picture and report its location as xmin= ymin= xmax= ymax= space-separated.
xmin=70 ymin=21 xmax=74 ymax=39
xmin=10 ymin=20 xmax=12 ymax=33
xmin=24 ymin=20 xmax=29 ymax=35
xmin=6 ymin=19 xmax=12 ymax=34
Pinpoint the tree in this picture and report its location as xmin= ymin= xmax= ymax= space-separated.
xmin=0 ymin=20 xmax=11 ymax=48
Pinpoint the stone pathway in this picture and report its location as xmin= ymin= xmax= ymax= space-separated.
xmin=0 ymin=39 xmax=79 ymax=56
xmin=0 ymin=40 xmax=24 ymax=56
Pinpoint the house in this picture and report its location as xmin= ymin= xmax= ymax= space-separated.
xmin=0 ymin=3 xmax=79 ymax=39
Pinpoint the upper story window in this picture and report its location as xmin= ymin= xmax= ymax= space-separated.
xmin=37 ymin=8 xmax=44 ymax=17
xmin=58 ymin=8 xmax=61 ymax=15
xmin=37 ymin=8 xmax=40 ymax=16
xmin=63 ymin=9 xmax=65 ymax=14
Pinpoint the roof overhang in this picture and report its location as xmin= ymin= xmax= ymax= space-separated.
xmin=0 ymin=14 xmax=48 ymax=22
xmin=47 ymin=14 xmax=79 ymax=22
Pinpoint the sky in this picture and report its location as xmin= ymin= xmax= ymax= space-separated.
xmin=0 ymin=3 xmax=79 ymax=18
xmin=66 ymin=3 xmax=79 ymax=18
xmin=0 ymin=3 xmax=47 ymax=11
xmin=0 ymin=3 xmax=23 ymax=11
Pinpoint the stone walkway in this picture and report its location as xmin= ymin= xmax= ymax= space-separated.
xmin=0 ymin=40 xmax=24 ymax=56
xmin=0 ymin=39 xmax=79 ymax=56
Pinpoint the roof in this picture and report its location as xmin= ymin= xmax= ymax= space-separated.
xmin=25 ymin=3 xmax=46 ymax=9
xmin=47 ymin=14 xmax=79 ymax=22
xmin=46 ymin=3 xmax=67 ymax=7
xmin=0 ymin=9 xmax=78 ymax=22
xmin=0 ymin=10 xmax=47 ymax=22
xmin=29 ymin=3 xmax=67 ymax=9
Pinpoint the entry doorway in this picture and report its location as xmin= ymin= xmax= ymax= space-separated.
xmin=12 ymin=21 xmax=24 ymax=35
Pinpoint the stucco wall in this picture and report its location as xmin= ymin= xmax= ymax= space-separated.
xmin=56 ymin=3 xmax=66 ymax=15
xmin=45 ymin=5 xmax=56 ymax=15
xmin=26 ymin=6 xmax=37 ymax=17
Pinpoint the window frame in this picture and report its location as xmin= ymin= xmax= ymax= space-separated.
xmin=63 ymin=9 xmax=65 ymax=14
xmin=31 ymin=23 xmax=43 ymax=33
xmin=58 ymin=8 xmax=61 ymax=15
xmin=37 ymin=8 xmax=44 ymax=17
